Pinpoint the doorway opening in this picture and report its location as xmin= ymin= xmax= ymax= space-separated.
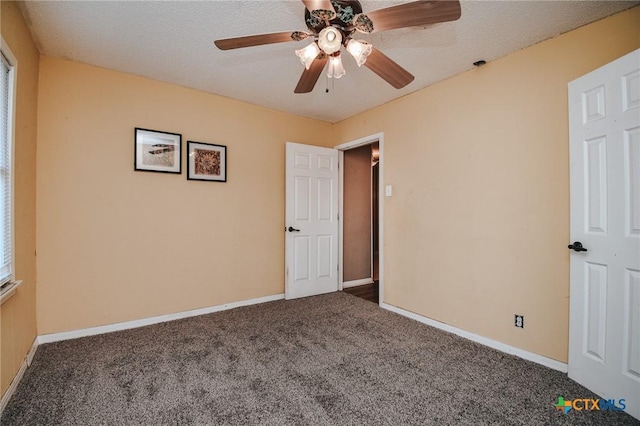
xmin=337 ymin=134 xmax=383 ymax=305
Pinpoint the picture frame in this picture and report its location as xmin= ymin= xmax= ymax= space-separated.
xmin=187 ymin=141 xmax=227 ymax=182
xmin=134 ymin=128 xmax=182 ymax=174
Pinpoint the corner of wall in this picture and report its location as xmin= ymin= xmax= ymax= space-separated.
xmin=1 ymin=0 xmax=40 ymax=400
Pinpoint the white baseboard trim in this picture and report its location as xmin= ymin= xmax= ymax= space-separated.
xmin=380 ymin=302 xmax=568 ymax=373
xmin=38 ymin=293 xmax=285 ymax=345
xmin=0 ymin=338 xmax=38 ymax=414
xmin=342 ymin=278 xmax=374 ymax=289
xmin=25 ymin=338 xmax=38 ymax=367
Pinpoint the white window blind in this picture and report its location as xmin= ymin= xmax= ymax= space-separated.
xmin=0 ymin=52 xmax=13 ymax=286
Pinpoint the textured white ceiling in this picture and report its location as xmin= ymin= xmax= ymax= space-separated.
xmin=19 ymin=0 xmax=639 ymax=123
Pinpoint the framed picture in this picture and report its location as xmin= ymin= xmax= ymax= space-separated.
xmin=134 ymin=128 xmax=182 ymax=174
xmin=187 ymin=141 xmax=227 ymax=182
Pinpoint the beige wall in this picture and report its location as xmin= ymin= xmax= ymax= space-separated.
xmin=333 ymin=7 xmax=640 ymax=362
xmin=9 ymin=4 xmax=639 ymax=378
xmin=343 ymin=144 xmax=372 ymax=282
xmin=0 ymin=1 xmax=39 ymax=397
xmin=36 ymin=57 xmax=333 ymax=335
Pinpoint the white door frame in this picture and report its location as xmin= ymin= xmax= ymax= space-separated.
xmin=336 ymin=132 xmax=384 ymax=305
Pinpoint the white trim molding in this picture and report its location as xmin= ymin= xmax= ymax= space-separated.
xmin=342 ymin=278 xmax=374 ymax=289
xmin=0 ymin=280 xmax=22 ymax=305
xmin=335 ymin=132 xmax=384 ymax=305
xmin=381 ymin=302 xmax=568 ymax=373
xmin=0 ymin=338 xmax=38 ymax=414
xmin=1 ymin=35 xmax=18 ymax=297
xmin=38 ymin=293 xmax=285 ymax=344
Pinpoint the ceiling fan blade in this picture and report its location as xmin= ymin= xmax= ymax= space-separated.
xmin=364 ymin=48 xmax=414 ymax=89
xmin=301 ymin=0 xmax=336 ymax=20
xmin=294 ymin=55 xmax=328 ymax=93
xmin=355 ymin=0 xmax=461 ymax=34
xmin=214 ymin=31 xmax=309 ymax=50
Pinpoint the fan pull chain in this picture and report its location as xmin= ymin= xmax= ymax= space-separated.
xmin=325 ymin=74 xmax=337 ymax=94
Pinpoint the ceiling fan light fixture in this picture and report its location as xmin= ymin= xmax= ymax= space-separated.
xmin=317 ymin=27 xmax=342 ymax=55
xmin=295 ymin=42 xmax=321 ymax=70
xmin=327 ymin=54 xmax=346 ymax=79
xmin=346 ymin=39 xmax=372 ymax=67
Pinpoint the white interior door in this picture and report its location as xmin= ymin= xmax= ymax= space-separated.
xmin=285 ymin=142 xmax=339 ymax=299
xmin=568 ymin=49 xmax=640 ymax=420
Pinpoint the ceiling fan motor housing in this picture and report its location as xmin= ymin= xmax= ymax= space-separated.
xmin=305 ymin=0 xmax=363 ymax=39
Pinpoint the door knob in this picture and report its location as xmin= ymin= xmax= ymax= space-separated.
xmin=568 ymin=241 xmax=587 ymax=252
xmin=287 ymin=227 xmax=300 ymax=232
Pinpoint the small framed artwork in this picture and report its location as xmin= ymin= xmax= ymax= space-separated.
xmin=134 ymin=128 xmax=182 ymax=174
xmin=187 ymin=141 xmax=227 ymax=182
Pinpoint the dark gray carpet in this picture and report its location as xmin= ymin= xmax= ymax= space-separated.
xmin=2 ymin=292 xmax=638 ymax=425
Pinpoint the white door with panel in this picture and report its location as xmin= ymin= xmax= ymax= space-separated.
xmin=285 ymin=142 xmax=339 ymax=299
xmin=568 ymin=49 xmax=640 ymax=420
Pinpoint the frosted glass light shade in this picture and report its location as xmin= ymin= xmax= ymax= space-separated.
xmin=318 ymin=27 xmax=342 ymax=55
xmin=346 ymin=39 xmax=372 ymax=67
xmin=295 ymin=42 xmax=321 ymax=70
xmin=327 ymin=54 xmax=346 ymax=79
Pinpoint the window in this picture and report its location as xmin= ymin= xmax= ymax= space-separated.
xmin=0 ymin=38 xmax=15 ymax=290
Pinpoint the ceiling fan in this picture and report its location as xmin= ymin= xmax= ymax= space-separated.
xmin=214 ymin=0 xmax=461 ymax=93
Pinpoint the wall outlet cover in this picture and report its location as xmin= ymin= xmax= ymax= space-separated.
xmin=515 ymin=315 xmax=524 ymax=328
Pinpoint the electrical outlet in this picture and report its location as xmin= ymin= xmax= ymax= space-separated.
xmin=515 ymin=315 xmax=524 ymax=328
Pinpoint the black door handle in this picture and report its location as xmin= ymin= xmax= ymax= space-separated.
xmin=287 ymin=227 xmax=300 ymax=232
xmin=568 ymin=241 xmax=587 ymax=252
